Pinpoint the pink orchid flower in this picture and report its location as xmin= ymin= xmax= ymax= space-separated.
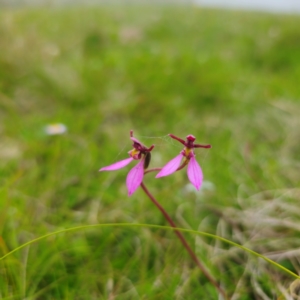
xmin=156 ymin=134 xmax=211 ymax=190
xmin=99 ymin=131 xmax=154 ymax=196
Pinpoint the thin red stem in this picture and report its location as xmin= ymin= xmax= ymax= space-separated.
xmin=144 ymin=167 xmax=162 ymax=175
xmin=140 ymin=182 xmax=227 ymax=299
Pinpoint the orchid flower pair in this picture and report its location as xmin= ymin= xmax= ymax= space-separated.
xmin=99 ymin=131 xmax=211 ymax=196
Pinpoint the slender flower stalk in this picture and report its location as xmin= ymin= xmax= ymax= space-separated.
xmin=140 ymin=182 xmax=227 ymax=299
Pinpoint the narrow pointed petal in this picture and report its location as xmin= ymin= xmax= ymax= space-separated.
xmin=126 ymin=159 xmax=144 ymax=196
xmin=99 ymin=157 xmax=133 ymax=171
xmin=155 ymin=154 xmax=183 ymax=178
xmin=187 ymin=156 xmax=203 ymax=190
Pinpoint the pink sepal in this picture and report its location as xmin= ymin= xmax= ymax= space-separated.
xmin=126 ymin=159 xmax=144 ymax=196
xmin=187 ymin=156 xmax=203 ymax=190
xmin=99 ymin=157 xmax=133 ymax=171
xmin=155 ymin=153 xmax=183 ymax=178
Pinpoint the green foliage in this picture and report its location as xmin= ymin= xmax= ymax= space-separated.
xmin=1 ymin=5 xmax=300 ymax=299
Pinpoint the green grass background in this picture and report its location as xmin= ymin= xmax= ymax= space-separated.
xmin=1 ymin=4 xmax=300 ymax=299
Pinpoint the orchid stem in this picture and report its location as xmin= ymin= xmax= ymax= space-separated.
xmin=140 ymin=181 xmax=227 ymax=299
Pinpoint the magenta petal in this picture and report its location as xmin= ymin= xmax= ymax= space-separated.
xmin=155 ymin=154 xmax=183 ymax=178
xmin=126 ymin=159 xmax=144 ymax=196
xmin=99 ymin=157 xmax=133 ymax=171
xmin=187 ymin=156 xmax=203 ymax=190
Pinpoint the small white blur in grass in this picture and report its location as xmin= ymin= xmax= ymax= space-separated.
xmin=183 ymin=180 xmax=215 ymax=196
xmin=45 ymin=123 xmax=67 ymax=135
